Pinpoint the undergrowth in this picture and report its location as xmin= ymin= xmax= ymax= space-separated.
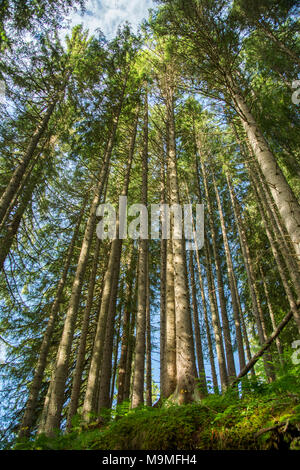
xmin=14 ymin=369 xmax=300 ymax=451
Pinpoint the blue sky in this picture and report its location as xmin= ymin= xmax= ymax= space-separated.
xmin=70 ymin=0 xmax=154 ymax=39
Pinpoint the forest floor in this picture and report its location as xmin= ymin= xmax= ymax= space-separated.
xmin=15 ymin=373 xmax=300 ymax=451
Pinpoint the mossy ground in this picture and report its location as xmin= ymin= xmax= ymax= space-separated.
xmin=15 ymin=375 xmax=300 ymax=451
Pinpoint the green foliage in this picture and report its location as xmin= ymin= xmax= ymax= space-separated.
xmin=14 ymin=371 xmax=300 ymax=451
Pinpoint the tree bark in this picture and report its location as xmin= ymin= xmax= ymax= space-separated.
xmin=228 ymin=79 xmax=300 ymax=261
xmin=189 ymin=252 xmax=207 ymax=396
xmin=83 ymin=107 xmax=138 ymax=419
xmin=66 ymin=237 xmax=102 ymax=431
xmin=230 ymin=307 xmax=297 ymax=388
xmin=145 ymin=258 xmax=152 ymax=407
xmin=116 ymin=247 xmax=136 ymax=406
xmin=226 ymin=173 xmax=276 ymax=382
xmin=44 ymin=106 xmax=122 ymax=436
xmin=165 ymin=83 xmax=197 ymax=404
xmin=198 ymin=155 xmax=236 ymax=382
xmin=213 ymin=175 xmax=246 ymax=372
xmin=18 ymin=202 xmax=85 ymax=438
xmin=0 ymin=98 xmax=58 ymax=225
xmin=132 ymin=92 xmax=149 ymax=408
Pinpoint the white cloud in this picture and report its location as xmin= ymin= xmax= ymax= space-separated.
xmin=70 ymin=0 xmax=154 ymax=39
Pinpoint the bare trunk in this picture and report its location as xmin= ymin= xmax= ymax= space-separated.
xmin=250 ymin=171 xmax=300 ymax=335
xmin=259 ymin=266 xmax=285 ymax=367
xmin=163 ymin=236 xmax=177 ymax=398
xmin=204 ymin=237 xmax=229 ymax=391
xmin=165 ymin=84 xmax=197 ymax=404
xmin=66 ymin=238 xmax=101 ymax=431
xmin=226 ymin=174 xmax=276 ymax=382
xmin=97 ymin=251 xmax=122 ymax=411
xmin=198 ymin=155 xmax=236 ymax=381
xmin=116 ymin=248 xmax=136 ymax=405
xmin=44 ymin=108 xmax=121 ymax=436
xmin=83 ymin=107 xmax=137 ymax=419
xmin=189 ymin=252 xmax=207 ymax=396
xmin=145 ymin=261 xmax=152 ymax=407
xmin=192 ymin=150 xmax=219 ymax=392
xmin=229 ymin=80 xmax=300 ymax=261
xmin=213 ymin=176 xmax=246 ymax=372
xmin=159 ymin=161 xmax=167 ymax=398
xmin=0 ymin=99 xmax=58 ymax=224
xmin=18 ymin=203 xmax=84 ymax=438
xmin=132 ymin=92 xmax=149 ymax=408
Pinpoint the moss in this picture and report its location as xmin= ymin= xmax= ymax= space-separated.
xmin=15 ymin=386 xmax=300 ymax=451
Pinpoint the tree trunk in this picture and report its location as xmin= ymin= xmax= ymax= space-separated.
xmin=259 ymin=265 xmax=285 ymax=367
xmin=192 ymin=150 xmax=219 ymax=392
xmin=213 ymin=175 xmax=246 ymax=372
xmin=97 ymin=250 xmax=122 ymax=412
xmin=145 ymin=259 xmax=152 ymax=407
xmin=132 ymin=92 xmax=149 ymax=408
xmin=116 ymin=248 xmax=135 ymax=405
xmin=159 ymin=159 xmax=167 ymax=399
xmin=226 ymin=173 xmax=276 ymax=382
xmin=189 ymin=251 xmax=207 ymax=395
xmin=116 ymin=247 xmax=136 ymax=406
xmin=0 ymin=99 xmax=58 ymax=225
xmin=204 ymin=237 xmax=229 ymax=391
xmin=165 ymin=83 xmax=197 ymax=404
xmin=228 ymin=79 xmax=300 ymax=261
xmin=18 ymin=202 xmax=85 ymax=439
xmin=83 ymin=108 xmax=138 ymax=419
xmin=44 ymin=107 xmax=122 ymax=436
xmin=198 ymin=155 xmax=236 ymax=382
xmin=250 ymin=170 xmax=300 ymax=335
xmin=66 ymin=237 xmax=101 ymax=431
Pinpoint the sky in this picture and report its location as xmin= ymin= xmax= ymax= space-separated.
xmin=70 ymin=0 xmax=154 ymax=39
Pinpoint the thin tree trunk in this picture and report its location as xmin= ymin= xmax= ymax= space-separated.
xmin=66 ymin=237 xmax=101 ymax=431
xmin=192 ymin=149 xmax=219 ymax=392
xmin=228 ymin=78 xmax=300 ymax=261
xmin=213 ymin=175 xmax=246 ymax=372
xmin=259 ymin=265 xmax=285 ymax=368
xmin=83 ymin=108 xmax=138 ymax=419
xmin=18 ymin=202 xmax=85 ymax=439
xmin=116 ymin=248 xmax=136 ymax=405
xmin=199 ymin=155 xmax=236 ymax=381
xmin=226 ymin=173 xmax=276 ymax=382
xmin=44 ymin=105 xmax=122 ymax=436
xmin=165 ymin=83 xmax=197 ymax=403
xmin=97 ymin=251 xmax=122 ymax=412
xmin=250 ymin=171 xmax=300 ymax=335
xmin=189 ymin=252 xmax=207 ymax=395
xmin=110 ymin=307 xmax=122 ymax=408
xmin=204 ymin=237 xmax=229 ymax=391
xmin=232 ymin=122 xmax=300 ymax=287
xmin=123 ymin=281 xmax=137 ymax=402
xmin=159 ymin=160 xmax=167 ymax=399
xmin=0 ymin=99 xmax=58 ymax=225
xmin=194 ymin=245 xmax=219 ymax=392
xmin=132 ymin=92 xmax=149 ymax=408
xmin=145 ymin=259 xmax=152 ymax=407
